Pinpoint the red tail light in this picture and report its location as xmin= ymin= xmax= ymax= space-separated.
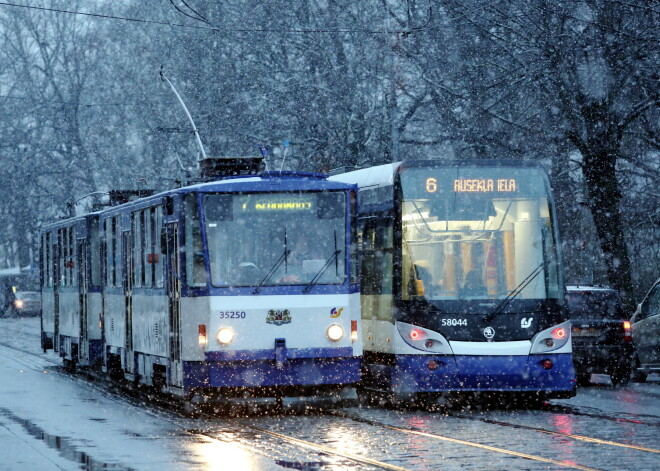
xmin=541 ymin=359 xmax=553 ymax=370
xmin=409 ymin=328 xmax=426 ymax=341
xmin=552 ymin=327 xmax=567 ymax=339
xmin=198 ymin=324 xmax=207 ymax=347
xmin=623 ymin=320 xmax=632 ymax=342
xmin=351 ymin=320 xmax=358 ymax=342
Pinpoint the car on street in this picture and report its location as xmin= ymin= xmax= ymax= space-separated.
xmin=8 ymin=291 xmax=41 ymax=317
xmin=566 ymin=285 xmax=634 ymax=386
xmin=630 ymin=277 xmax=660 ymax=382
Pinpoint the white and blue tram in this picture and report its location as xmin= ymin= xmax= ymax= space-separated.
xmin=41 ymin=162 xmax=362 ymax=402
xmin=331 ymin=160 xmax=576 ymax=401
xmin=40 ymin=212 xmax=104 ymax=367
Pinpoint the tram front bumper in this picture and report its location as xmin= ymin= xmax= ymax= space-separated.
xmin=373 ymin=353 xmax=576 ymax=394
xmin=185 ymin=350 xmax=361 ymax=389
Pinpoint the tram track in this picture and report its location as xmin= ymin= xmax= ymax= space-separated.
xmin=1 ymin=337 xmax=659 ymax=471
xmin=444 ymin=413 xmax=660 ymax=453
xmin=329 ymin=410 xmax=605 ymax=471
xmin=0 ymin=341 xmax=409 ymax=470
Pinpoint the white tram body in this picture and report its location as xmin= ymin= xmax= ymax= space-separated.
xmin=41 ymin=169 xmax=362 ymax=401
xmin=40 ymin=214 xmax=104 ymax=367
xmin=331 ymin=160 xmax=576 ymax=400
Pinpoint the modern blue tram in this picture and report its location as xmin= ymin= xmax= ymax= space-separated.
xmin=40 ymin=159 xmax=362 ymax=403
xmin=331 ymin=160 xmax=576 ymax=402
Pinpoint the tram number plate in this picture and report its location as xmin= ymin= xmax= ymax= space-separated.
xmin=218 ymin=311 xmax=246 ymax=319
xmin=572 ymin=327 xmax=600 ymax=337
xmin=441 ymin=318 xmax=468 ymax=327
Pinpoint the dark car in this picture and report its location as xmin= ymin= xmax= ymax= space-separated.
xmin=9 ymin=291 xmax=41 ymax=317
xmin=566 ymin=285 xmax=634 ymax=386
xmin=630 ymin=278 xmax=660 ymax=382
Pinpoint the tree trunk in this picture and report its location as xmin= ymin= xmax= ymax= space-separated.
xmin=582 ymin=148 xmax=635 ymax=310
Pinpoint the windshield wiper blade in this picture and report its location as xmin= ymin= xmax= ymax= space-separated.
xmin=303 ymin=250 xmax=341 ymax=293
xmin=253 ymin=248 xmax=291 ymax=294
xmin=482 ymin=260 xmax=549 ymax=323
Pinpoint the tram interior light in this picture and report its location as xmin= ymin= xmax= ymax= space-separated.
xmin=327 ymin=324 xmax=344 ymax=342
xmin=217 ymin=327 xmax=234 ymax=345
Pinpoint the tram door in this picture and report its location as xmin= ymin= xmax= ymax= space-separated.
xmin=166 ymin=222 xmax=182 ymax=388
xmin=78 ymin=239 xmax=89 ymax=363
xmin=122 ymin=231 xmax=134 ymax=376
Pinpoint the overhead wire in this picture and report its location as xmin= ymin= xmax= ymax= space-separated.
xmin=0 ymin=1 xmax=433 ymax=35
xmin=167 ymin=0 xmax=209 ymax=25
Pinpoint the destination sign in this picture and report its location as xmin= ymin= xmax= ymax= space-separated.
xmin=424 ymin=177 xmax=517 ymax=193
xmin=243 ymin=200 xmax=314 ymax=211
xmin=454 ymin=179 xmax=517 ymax=193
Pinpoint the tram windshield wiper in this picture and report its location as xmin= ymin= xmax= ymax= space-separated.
xmin=253 ymin=229 xmax=290 ymax=294
xmin=303 ymin=250 xmax=341 ymax=293
xmin=303 ymin=230 xmax=341 ymax=293
xmin=483 ymin=260 xmax=550 ymax=323
xmin=253 ymin=248 xmax=291 ymax=294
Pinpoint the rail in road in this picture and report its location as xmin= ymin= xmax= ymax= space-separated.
xmin=1 ymin=321 xmax=659 ymax=471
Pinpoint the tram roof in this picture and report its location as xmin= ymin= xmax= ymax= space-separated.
xmin=180 ymin=171 xmax=356 ymax=193
xmin=329 ymin=159 xmax=547 ymax=189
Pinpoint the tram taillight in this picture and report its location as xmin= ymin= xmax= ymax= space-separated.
xmin=351 ymin=320 xmax=358 ymax=342
xmin=198 ymin=324 xmax=207 ymax=348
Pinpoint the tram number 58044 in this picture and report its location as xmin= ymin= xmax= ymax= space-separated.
xmin=441 ymin=318 xmax=467 ymax=327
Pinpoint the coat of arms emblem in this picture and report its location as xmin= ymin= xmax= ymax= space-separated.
xmin=266 ymin=309 xmax=292 ymax=326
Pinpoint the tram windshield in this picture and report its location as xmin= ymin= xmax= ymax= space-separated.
xmin=399 ymin=166 xmax=560 ymax=301
xmin=204 ymin=191 xmax=347 ymax=287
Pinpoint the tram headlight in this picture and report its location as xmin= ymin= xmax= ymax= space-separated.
xmin=327 ymin=324 xmax=344 ymax=342
xmin=530 ymin=321 xmax=571 ymax=354
xmin=216 ymin=327 xmax=235 ymax=345
xmin=395 ymin=321 xmax=453 ymax=354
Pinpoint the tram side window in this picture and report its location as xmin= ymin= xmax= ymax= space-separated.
xmin=360 ymin=217 xmax=393 ymax=296
xmin=41 ymin=233 xmax=53 ymax=288
xmin=104 ymin=219 xmax=112 ymax=287
xmin=58 ymin=227 xmax=76 ymax=286
xmin=70 ymin=228 xmax=78 ymax=287
xmin=141 ymin=209 xmax=150 ymax=288
xmin=114 ymin=217 xmax=122 ymax=288
xmin=58 ymin=229 xmax=64 ymax=286
xmin=105 ymin=217 xmax=122 ymax=288
xmin=90 ymin=220 xmax=101 ymax=287
xmin=46 ymin=233 xmax=53 ymax=287
xmin=185 ymin=194 xmax=206 ymax=287
xmin=152 ymin=206 xmax=164 ymax=288
xmin=131 ymin=212 xmax=141 ymax=288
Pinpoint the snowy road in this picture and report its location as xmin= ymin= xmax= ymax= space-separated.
xmin=1 ymin=317 xmax=658 ymax=471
